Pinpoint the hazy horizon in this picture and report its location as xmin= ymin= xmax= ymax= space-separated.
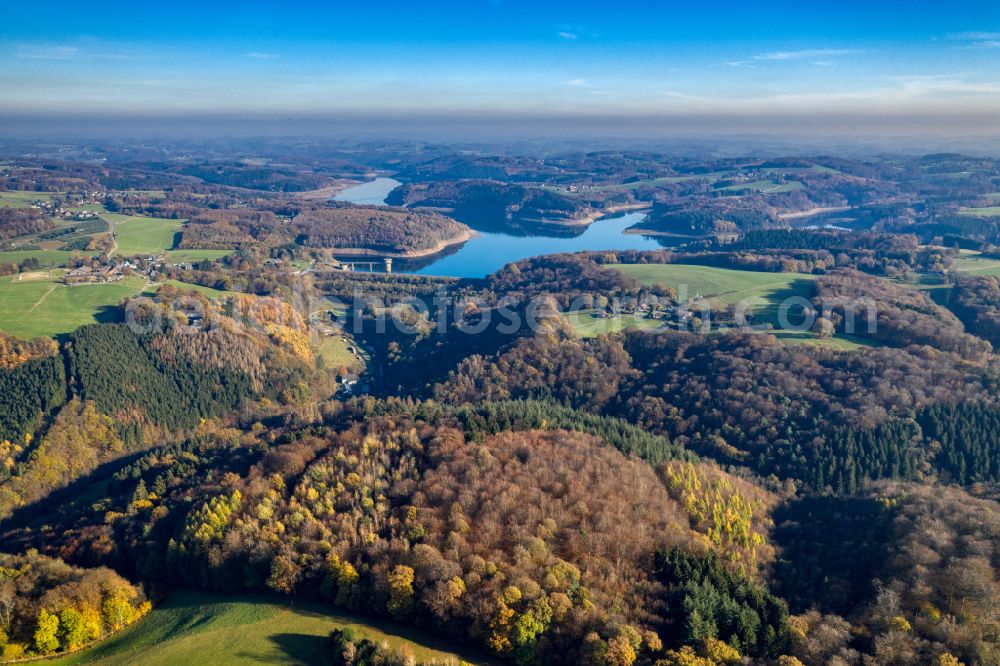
xmin=3 ymin=0 xmax=1000 ymax=143
xmin=4 ymin=113 xmax=1000 ymax=158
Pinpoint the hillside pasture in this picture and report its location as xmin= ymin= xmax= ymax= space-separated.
xmin=318 ymin=334 xmax=365 ymax=372
xmin=608 ymin=263 xmax=814 ymax=308
xmin=164 ymin=249 xmax=232 ymax=263
xmin=49 ymin=590 xmax=490 ymax=666
xmin=0 ymin=190 xmax=64 ymax=208
xmin=104 ymin=213 xmax=185 ymax=256
xmin=0 ymin=249 xmax=81 ymax=269
xmin=949 ymin=255 xmax=1000 ymax=277
xmin=716 ymin=179 xmax=805 ymax=193
xmin=563 ymin=309 xmax=665 ymax=338
xmin=606 ymin=170 xmax=736 ymax=191
xmin=149 ymin=279 xmax=229 ymax=299
xmin=0 ymin=274 xmax=147 ymax=338
xmin=761 ymin=164 xmax=840 ymax=175
xmin=958 ymin=205 xmax=1000 ymax=218
xmin=604 ymin=263 xmax=866 ymax=348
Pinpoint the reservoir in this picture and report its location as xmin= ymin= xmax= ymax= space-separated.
xmin=333 ymin=177 xmax=402 ymax=206
xmin=334 ymin=178 xmax=669 ymax=278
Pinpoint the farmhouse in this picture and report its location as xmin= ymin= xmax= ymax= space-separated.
xmin=63 ymin=264 xmax=126 ymax=285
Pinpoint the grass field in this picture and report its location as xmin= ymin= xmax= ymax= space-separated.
xmin=958 ymin=205 xmax=1000 ymax=218
xmin=103 ymin=213 xmax=185 ymax=256
xmin=716 ymin=179 xmax=805 ymax=193
xmin=949 ymin=255 xmax=1000 ymax=277
xmin=604 ymin=170 xmax=736 ymax=191
xmin=0 ymin=274 xmax=147 ymax=338
xmin=771 ymin=330 xmax=877 ymax=350
xmin=164 ymin=249 xmax=232 ymax=263
xmin=67 ymin=203 xmax=110 ymax=214
xmin=563 ymin=309 xmax=665 ymax=338
xmin=762 ymin=165 xmax=840 ymax=175
xmin=317 ymin=335 xmax=362 ymax=371
xmin=609 ymin=263 xmax=815 ymax=307
xmin=0 ymin=191 xmax=63 ymax=208
xmin=0 ymin=249 xmax=82 ymax=268
xmin=149 ymin=280 xmax=229 ymax=299
xmin=50 ymin=591 xmax=490 ymax=666
xmin=124 ymin=189 xmax=168 ymax=199
xmin=0 ymin=247 xmax=224 ymax=270
xmin=604 ymin=263 xmax=870 ymax=348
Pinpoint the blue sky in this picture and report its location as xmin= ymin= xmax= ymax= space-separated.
xmin=3 ymin=1 xmax=1000 ymax=134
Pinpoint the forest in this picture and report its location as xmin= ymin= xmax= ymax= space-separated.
xmin=2 ymin=144 xmax=1000 ymax=664
xmin=0 ymin=209 xmax=53 ymax=242
xmin=2 ymin=390 xmax=994 ymax=664
xmin=178 ymin=204 xmax=470 ymax=255
xmin=0 ymin=550 xmax=148 ymax=660
xmin=292 ymin=205 xmax=469 ymax=254
xmin=632 ymin=203 xmax=776 ymax=237
xmin=386 ymin=180 xmax=602 ymax=229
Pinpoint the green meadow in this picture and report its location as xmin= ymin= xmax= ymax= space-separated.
xmin=318 ymin=335 xmax=362 ymax=370
xmin=103 ymin=213 xmax=185 ymax=256
xmin=949 ymin=255 xmax=1000 ymax=277
xmin=608 ymin=263 xmax=815 ymax=308
xmin=0 ymin=249 xmax=83 ymax=268
xmin=958 ymin=205 xmax=1000 ymax=218
xmin=761 ymin=164 xmax=840 ymax=175
xmin=0 ymin=247 xmax=226 ymax=271
xmin=49 ymin=590 xmax=489 ymax=666
xmin=150 ymin=279 xmax=229 ymax=299
xmin=605 ymin=170 xmax=736 ymax=190
xmin=123 ymin=189 xmax=168 ymax=199
xmin=603 ymin=263 xmax=868 ymax=348
xmin=0 ymin=190 xmax=64 ymax=208
xmin=606 ymin=165 xmax=831 ymax=193
xmin=563 ymin=309 xmax=664 ymax=338
xmin=103 ymin=214 xmax=231 ymax=261
xmin=163 ymin=249 xmax=232 ymax=263
xmin=769 ymin=330 xmax=878 ymax=350
xmin=716 ymin=179 xmax=805 ymax=193
xmin=0 ymin=274 xmax=147 ymax=339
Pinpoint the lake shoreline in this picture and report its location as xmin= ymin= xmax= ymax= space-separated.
xmin=565 ymin=203 xmax=654 ymax=226
xmin=290 ymin=179 xmax=365 ymax=200
xmin=404 ymin=203 xmax=653 ymax=228
xmin=334 ymin=179 xmax=666 ymax=277
xmin=623 ymin=227 xmax=707 ymax=239
xmin=778 ymin=206 xmax=852 ymax=220
xmin=330 ymin=226 xmax=476 ymax=259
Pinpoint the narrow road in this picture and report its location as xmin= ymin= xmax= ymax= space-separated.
xmin=101 ymin=214 xmax=118 ymax=257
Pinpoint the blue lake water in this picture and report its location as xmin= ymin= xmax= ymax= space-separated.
xmin=334 ymin=178 xmax=669 ymax=278
xmin=333 ymin=177 xmax=402 ymax=206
